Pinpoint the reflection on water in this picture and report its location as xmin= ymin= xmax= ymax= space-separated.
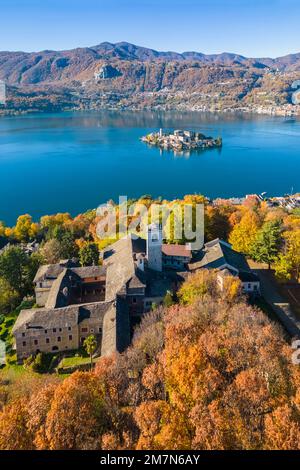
xmin=156 ymin=145 xmax=223 ymax=159
xmin=0 ymin=110 xmax=299 ymax=225
xmin=5 ymin=109 xmax=299 ymax=131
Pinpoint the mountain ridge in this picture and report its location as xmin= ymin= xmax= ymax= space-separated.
xmin=2 ymin=41 xmax=300 ymax=64
xmin=1 ymin=41 xmax=300 ymax=114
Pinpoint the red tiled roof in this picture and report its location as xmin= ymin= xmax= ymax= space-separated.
xmin=162 ymin=244 xmax=191 ymax=258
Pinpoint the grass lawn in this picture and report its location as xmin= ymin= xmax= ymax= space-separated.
xmin=0 ymin=311 xmax=18 ymax=364
xmin=57 ymin=353 xmax=101 ymax=373
xmin=59 ymin=355 xmax=91 ymax=368
xmin=0 ymin=363 xmax=33 ymax=380
xmin=1 ymin=301 xmax=101 ymax=377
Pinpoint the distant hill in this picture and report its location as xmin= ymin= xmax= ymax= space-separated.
xmin=0 ymin=42 xmax=300 ymax=114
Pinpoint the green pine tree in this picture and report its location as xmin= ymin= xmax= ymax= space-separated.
xmin=79 ymin=242 xmax=99 ymax=267
xmin=250 ymin=220 xmax=283 ymax=269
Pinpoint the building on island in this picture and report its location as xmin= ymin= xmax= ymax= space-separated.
xmin=141 ymin=129 xmax=222 ymax=152
xmin=12 ymin=226 xmax=259 ymax=362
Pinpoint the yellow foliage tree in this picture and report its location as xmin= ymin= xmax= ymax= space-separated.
xmin=275 ymin=229 xmax=300 ymax=281
xmin=229 ymin=211 xmax=260 ymax=254
xmin=222 ymin=276 xmax=243 ymax=303
xmin=178 ymin=270 xmax=217 ymax=305
xmin=0 ymin=221 xmax=5 ymax=237
xmin=14 ymin=214 xmax=39 ymax=242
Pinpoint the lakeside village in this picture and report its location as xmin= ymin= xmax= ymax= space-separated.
xmin=141 ymin=128 xmax=222 ymax=153
xmin=0 ymin=191 xmax=299 ymax=372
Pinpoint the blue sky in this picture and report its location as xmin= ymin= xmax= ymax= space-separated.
xmin=0 ymin=0 xmax=299 ymax=57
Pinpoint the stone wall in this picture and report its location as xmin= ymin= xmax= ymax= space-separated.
xmin=15 ymin=325 xmax=79 ymax=362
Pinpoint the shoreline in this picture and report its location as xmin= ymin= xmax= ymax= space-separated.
xmin=1 ymin=103 xmax=300 ymax=118
xmin=1 ymin=193 xmax=299 ymax=227
xmin=0 ymin=111 xmax=299 ymax=226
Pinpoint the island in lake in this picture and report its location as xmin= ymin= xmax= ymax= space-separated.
xmin=141 ymin=128 xmax=222 ymax=152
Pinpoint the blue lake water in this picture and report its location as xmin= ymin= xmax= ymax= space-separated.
xmin=0 ymin=110 xmax=299 ymax=225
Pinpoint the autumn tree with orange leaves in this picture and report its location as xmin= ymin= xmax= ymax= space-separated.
xmin=1 ymin=270 xmax=300 ymax=450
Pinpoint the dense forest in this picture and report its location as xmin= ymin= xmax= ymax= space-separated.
xmin=1 ymin=272 xmax=300 ymax=450
xmin=0 ymin=194 xmax=300 ymax=450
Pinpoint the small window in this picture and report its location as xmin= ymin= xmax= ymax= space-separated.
xmin=22 ymin=341 xmax=26 ymax=347
xmin=53 ymin=328 xmax=56 ymax=333
xmin=52 ymin=346 xmax=58 ymax=352
xmin=94 ymin=277 xmax=98 ymax=280
xmin=132 ymin=298 xmax=137 ymax=304
xmin=81 ymin=327 xmax=88 ymax=333
xmin=59 ymin=328 xmax=62 ymax=332
xmin=22 ymin=332 xmax=25 ymax=337
xmin=98 ymin=327 xmax=102 ymax=334
xmin=45 ymin=329 xmax=47 ymax=334
xmin=57 ymin=337 xmax=61 ymax=342
xmin=68 ymin=326 xmax=71 ymax=331
xmin=46 ymin=338 xmax=50 ymax=344
xmin=34 ymin=339 xmax=38 ymax=345
xmin=69 ymin=335 xmax=72 ymax=341
xmin=248 ymin=283 xmax=251 ymax=289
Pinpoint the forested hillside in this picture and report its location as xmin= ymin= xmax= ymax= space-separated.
xmin=1 ymin=42 xmax=300 ymax=114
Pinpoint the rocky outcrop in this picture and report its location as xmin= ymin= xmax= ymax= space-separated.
xmin=0 ymin=42 xmax=300 ymax=114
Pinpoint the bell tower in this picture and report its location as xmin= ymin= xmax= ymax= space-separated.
xmin=147 ymin=224 xmax=162 ymax=272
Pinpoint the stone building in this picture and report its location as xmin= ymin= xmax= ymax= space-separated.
xmin=162 ymin=243 xmax=192 ymax=270
xmin=103 ymin=229 xmax=186 ymax=327
xmin=146 ymin=223 xmax=163 ymax=271
xmin=12 ymin=226 xmax=259 ymax=362
xmin=12 ymin=225 xmax=188 ymax=362
xmin=12 ymin=297 xmax=129 ymax=362
xmin=34 ymin=260 xmax=106 ymax=307
xmin=13 ymin=259 xmax=128 ymax=362
xmin=189 ymin=238 xmax=260 ymax=295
